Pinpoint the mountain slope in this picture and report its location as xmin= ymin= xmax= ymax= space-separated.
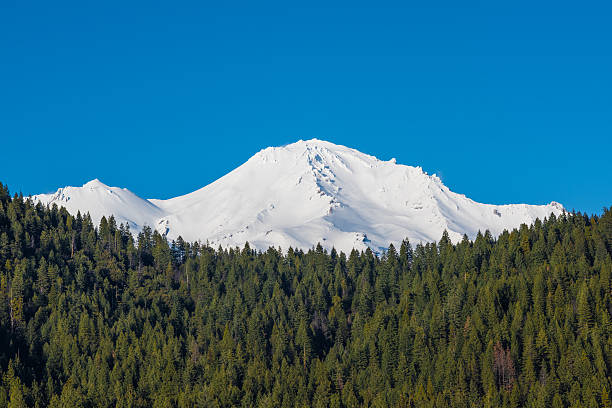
xmin=32 ymin=139 xmax=564 ymax=253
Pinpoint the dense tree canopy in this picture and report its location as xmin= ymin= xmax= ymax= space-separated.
xmin=0 ymin=181 xmax=610 ymax=407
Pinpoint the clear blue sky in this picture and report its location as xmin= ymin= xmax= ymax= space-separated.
xmin=1 ymin=0 xmax=610 ymax=214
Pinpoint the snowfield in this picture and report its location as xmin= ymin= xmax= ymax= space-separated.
xmin=32 ymin=139 xmax=564 ymax=253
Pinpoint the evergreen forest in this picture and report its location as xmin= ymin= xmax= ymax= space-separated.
xmin=0 ymin=181 xmax=610 ymax=407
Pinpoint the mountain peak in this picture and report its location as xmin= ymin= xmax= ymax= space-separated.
xmin=33 ymin=179 xmax=164 ymax=232
xmin=83 ymin=179 xmax=107 ymax=188
xmin=295 ymin=138 xmax=342 ymax=148
xmin=252 ymin=139 xmax=386 ymax=174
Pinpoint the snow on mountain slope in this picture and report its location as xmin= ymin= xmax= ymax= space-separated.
xmin=32 ymin=179 xmax=166 ymax=232
xmin=32 ymin=140 xmax=564 ymax=253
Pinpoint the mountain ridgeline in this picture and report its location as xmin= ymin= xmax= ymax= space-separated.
xmin=0 ymin=182 xmax=611 ymax=407
xmin=33 ymin=139 xmax=564 ymax=254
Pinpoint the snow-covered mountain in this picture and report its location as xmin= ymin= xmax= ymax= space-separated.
xmin=32 ymin=139 xmax=564 ymax=253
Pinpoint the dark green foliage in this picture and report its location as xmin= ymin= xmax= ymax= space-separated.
xmin=0 ymin=181 xmax=610 ymax=407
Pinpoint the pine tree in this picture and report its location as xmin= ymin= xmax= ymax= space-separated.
xmin=577 ymin=281 xmax=593 ymax=337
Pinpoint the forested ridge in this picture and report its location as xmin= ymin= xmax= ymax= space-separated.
xmin=0 ymin=181 xmax=610 ymax=407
